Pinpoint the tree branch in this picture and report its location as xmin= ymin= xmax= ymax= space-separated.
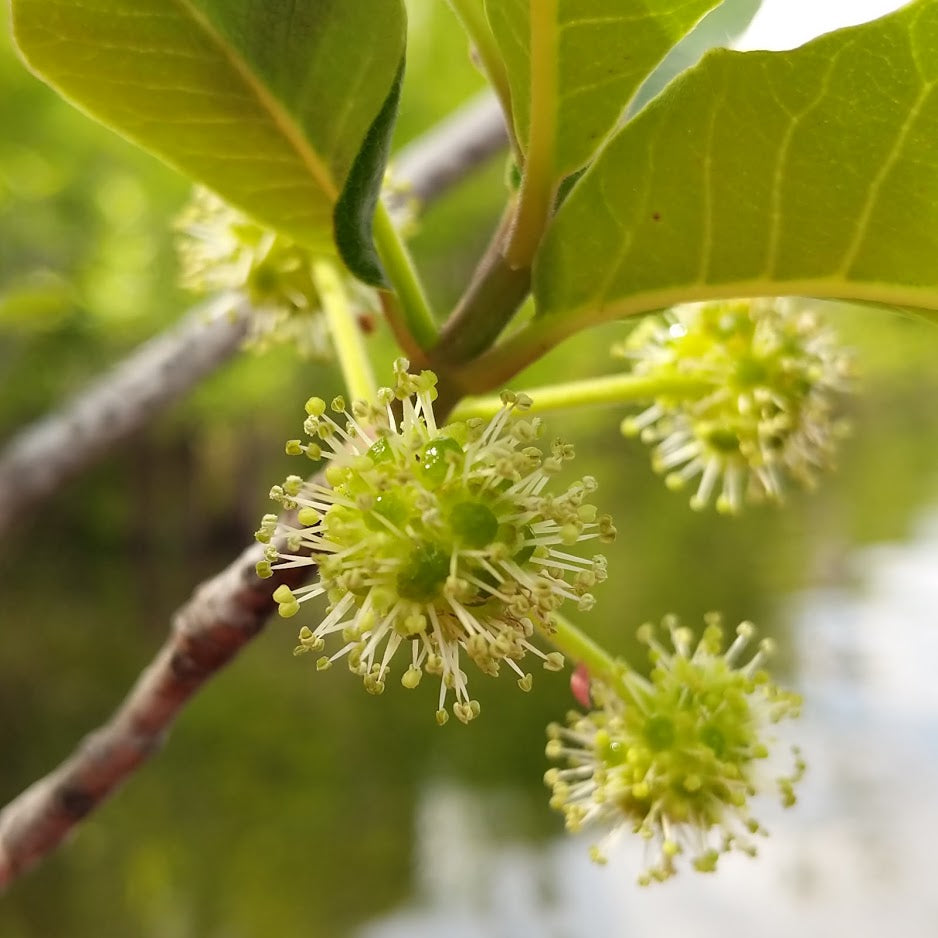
xmin=0 ymin=94 xmax=508 ymax=538
xmin=0 ymin=533 xmax=312 ymax=892
xmin=0 ymin=302 xmax=250 ymax=534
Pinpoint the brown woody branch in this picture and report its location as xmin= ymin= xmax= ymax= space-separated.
xmin=0 ymin=302 xmax=250 ymax=535
xmin=0 ymin=536 xmax=311 ymax=892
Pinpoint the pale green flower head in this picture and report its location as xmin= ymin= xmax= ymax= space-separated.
xmin=176 ymin=187 xmax=376 ymax=359
xmin=257 ymin=360 xmax=616 ymax=725
xmin=619 ymin=298 xmax=853 ymax=514
xmin=545 ymin=613 xmax=804 ymax=884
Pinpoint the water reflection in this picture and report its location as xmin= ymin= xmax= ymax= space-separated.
xmin=362 ymin=509 xmax=938 ymax=938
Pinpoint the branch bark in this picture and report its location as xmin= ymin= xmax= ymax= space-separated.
xmin=0 ymin=302 xmax=249 ymax=534
xmin=0 ymin=535 xmax=311 ymax=892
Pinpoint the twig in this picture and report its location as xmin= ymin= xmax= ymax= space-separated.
xmin=0 ymin=534 xmax=311 ymax=892
xmin=0 ymin=302 xmax=249 ymax=534
xmin=0 ymin=95 xmax=508 ymax=537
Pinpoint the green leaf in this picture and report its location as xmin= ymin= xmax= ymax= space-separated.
xmin=334 ymin=62 xmax=404 ymax=288
xmin=11 ymin=0 xmax=406 ymax=253
xmin=535 ymin=0 xmax=938 ymax=336
xmin=484 ymin=0 xmax=721 ymax=178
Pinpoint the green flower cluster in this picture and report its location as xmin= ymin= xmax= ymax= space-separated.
xmin=256 ymin=360 xmax=616 ymax=724
xmin=176 ymin=187 xmax=375 ymax=358
xmin=545 ymin=613 xmax=804 ymax=884
xmin=619 ymin=298 xmax=853 ymax=513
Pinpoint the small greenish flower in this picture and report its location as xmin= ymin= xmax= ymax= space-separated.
xmin=544 ymin=613 xmax=804 ymax=884
xmin=175 ymin=187 xmax=376 ymax=359
xmin=619 ymin=298 xmax=853 ymax=514
xmin=256 ymin=359 xmax=616 ymax=725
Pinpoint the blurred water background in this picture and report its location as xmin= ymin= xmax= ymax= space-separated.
xmin=3 ymin=1 xmax=937 ymax=935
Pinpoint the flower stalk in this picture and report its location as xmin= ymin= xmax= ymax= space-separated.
xmin=310 ymin=259 xmax=377 ymax=402
xmin=452 ymin=373 xmax=713 ymax=420
xmin=372 ymin=200 xmax=439 ymax=353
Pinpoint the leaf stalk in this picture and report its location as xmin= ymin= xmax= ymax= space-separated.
xmin=372 ymin=200 xmax=439 ymax=352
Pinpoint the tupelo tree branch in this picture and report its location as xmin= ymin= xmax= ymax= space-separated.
xmin=0 ymin=535 xmax=312 ymax=892
xmin=0 ymin=301 xmax=250 ymax=535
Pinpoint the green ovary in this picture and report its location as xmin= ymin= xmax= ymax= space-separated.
xmin=365 ymin=491 xmax=410 ymax=531
xmin=734 ymin=355 xmax=767 ymax=387
xmin=596 ymin=731 xmax=628 ymax=767
xmin=644 ymin=714 xmax=677 ymax=751
xmin=367 ymin=436 xmax=394 ymax=464
xmin=704 ymin=426 xmax=741 ymax=454
xmin=449 ymin=501 xmax=499 ymax=549
xmin=420 ymin=437 xmax=464 ymax=485
xmin=699 ymin=724 xmax=727 ymax=758
xmin=396 ymin=541 xmax=451 ymax=602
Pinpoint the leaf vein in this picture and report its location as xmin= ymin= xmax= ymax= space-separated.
xmin=839 ymin=79 xmax=934 ymax=276
xmin=697 ymin=75 xmax=725 ymax=283
xmin=763 ymin=52 xmax=842 ymax=278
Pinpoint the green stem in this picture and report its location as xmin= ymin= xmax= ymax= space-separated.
xmin=451 ymin=313 xmax=579 ymax=393
xmin=451 ymin=372 xmax=712 ymax=420
xmin=505 ymin=0 xmax=558 ymax=269
xmin=312 ymin=259 xmax=377 ymax=401
xmin=373 ymin=200 xmax=438 ymax=353
xmin=539 ymin=614 xmax=628 ymax=697
xmin=432 ymin=206 xmax=531 ymax=366
xmin=446 ymin=0 xmax=519 ymax=157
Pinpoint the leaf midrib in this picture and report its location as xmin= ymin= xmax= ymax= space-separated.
xmin=174 ymin=0 xmax=339 ymax=202
xmin=549 ymin=276 xmax=938 ymax=333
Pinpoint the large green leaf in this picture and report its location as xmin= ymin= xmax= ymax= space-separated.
xmin=535 ymin=0 xmax=938 ymax=335
xmin=11 ymin=0 xmax=406 ymax=253
xmin=484 ymin=0 xmax=721 ymax=178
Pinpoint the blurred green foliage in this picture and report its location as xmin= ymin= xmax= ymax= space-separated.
xmin=2 ymin=2 xmax=938 ymax=936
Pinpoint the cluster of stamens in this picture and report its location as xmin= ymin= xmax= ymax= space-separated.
xmin=256 ymin=360 xmax=616 ymax=724
xmin=545 ymin=613 xmax=804 ymax=884
xmin=176 ymin=187 xmax=375 ymax=358
xmin=619 ymin=298 xmax=853 ymax=513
